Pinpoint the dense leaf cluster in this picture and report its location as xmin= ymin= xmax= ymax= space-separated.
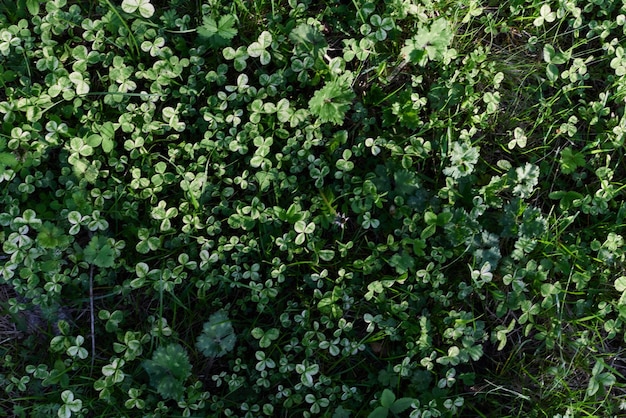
xmin=0 ymin=0 xmax=626 ymax=416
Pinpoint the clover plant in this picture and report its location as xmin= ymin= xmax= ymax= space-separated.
xmin=0 ymin=0 xmax=625 ymax=416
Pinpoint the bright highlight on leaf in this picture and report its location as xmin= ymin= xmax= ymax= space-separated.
xmin=443 ymin=141 xmax=480 ymax=179
xmin=533 ymin=4 xmax=556 ymax=26
xmin=308 ymin=73 xmax=355 ymax=125
xmin=508 ymin=127 xmax=527 ymax=149
xmin=401 ymin=17 xmax=454 ymax=66
xmin=121 ymin=0 xmax=155 ymax=18
xmin=247 ymin=31 xmax=273 ymax=65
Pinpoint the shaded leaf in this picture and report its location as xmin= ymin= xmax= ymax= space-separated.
xmin=84 ymin=235 xmax=115 ymax=268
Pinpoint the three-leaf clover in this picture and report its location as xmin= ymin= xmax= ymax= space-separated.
xmin=587 ymin=359 xmax=616 ymax=397
xmin=361 ymin=211 xmax=380 ymax=229
xmin=295 ymin=361 xmax=319 ymax=387
xmin=66 ymin=335 xmax=89 ymax=360
xmin=121 ymin=0 xmax=154 ymax=18
xmin=294 ymin=220 xmax=315 ymax=245
xmin=69 ymin=72 xmax=89 ymax=95
xmin=58 ymin=390 xmax=83 ymax=418
xmin=251 ymin=327 xmax=279 ymax=348
xmin=471 ymin=262 xmax=493 ymax=288
xmin=543 ymin=44 xmax=571 ymax=82
xmin=99 ymin=310 xmax=124 ymax=333
xmin=223 ymin=46 xmax=249 ymax=71
xmin=533 ymin=4 xmax=556 ymax=27
xmin=369 ymin=14 xmax=395 ymax=41
xmin=136 ymin=228 xmax=161 ymax=254
xmin=248 ymin=31 xmax=273 ymax=65
xmin=508 ymin=127 xmax=527 ymax=149
xmin=254 ymin=351 xmax=276 ymax=371
xmin=610 ymin=46 xmax=626 ymax=76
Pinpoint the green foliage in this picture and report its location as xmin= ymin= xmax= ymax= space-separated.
xmin=83 ymin=235 xmax=116 ymax=268
xmin=368 ymin=389 xmax=418 ymax=418
xmin=559 ymin=146 xmax=586 ymax=174
xmin=121 ymin=0 xmax=154 ymax=18
xmin=443 ymin=141 xmax=480 ymax=180
xmin=0 ymin=0 xmax=625 ymax=416
xmin=309 ymin=73 xmax=355 ymax=125
xmin=142 ymin=343 xmax=191 ymax=401
xmin=198 ymin=14 xmax=237 ymax=47
xmin=196 ymin=310 xmax=236 ymax=358
xmin=401 ymin=18 xmax=454 ymax=66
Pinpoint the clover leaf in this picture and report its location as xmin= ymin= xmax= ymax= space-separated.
xmin=367 ymin=389 xmax=418 ymax=418
xmin=59 ymin=390 xmax=83 ymax=418
xmin=508 ymin=127 xmax=527 ymax=150
xmin=248 ymin=31 xmax=273 ymax=65
xmin=251 ymin=327 xmax=280 ymax=348
xmin=121 ymin=0 xmax=155 ymax=18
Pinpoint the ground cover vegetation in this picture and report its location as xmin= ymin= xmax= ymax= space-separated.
xmin=0 ymin=0 xmax=626 ymax=416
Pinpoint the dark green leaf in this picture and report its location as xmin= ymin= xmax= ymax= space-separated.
xmin=390 ymin=397 xmax=416 ymax=413
xmin=289 ymin=23 xmax=327 ymax=52
xmin=84 ymin=235 xmax=116 ymax=268
xmin=380 ymin=389 xmax=395 ymax=407
xmin=389 ymin=252 xmax=415 ymax=274
xmin=367 ymin=406 xmax=389 ymax=418
xmin=559 ymin=147 xmax=586 ymax=174
xmin=0 ymin=152 xmax=18 ymax=167
xmin=198 ymin=14 xmax=237 ymax=46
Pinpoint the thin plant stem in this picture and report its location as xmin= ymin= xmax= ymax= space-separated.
xmin=89 ymin=264 xmax=96 ymax=374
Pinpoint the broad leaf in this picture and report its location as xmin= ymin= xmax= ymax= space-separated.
xmin=198 ymin=15 xmax=238 ymax=47
xmin=84 ymin=235 xmax=116 ymax=268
